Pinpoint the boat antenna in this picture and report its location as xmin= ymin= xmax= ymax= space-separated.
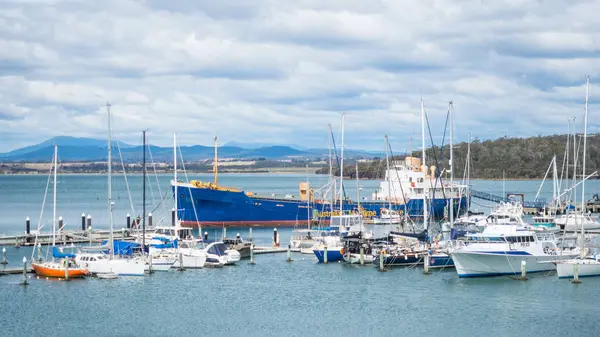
xmin=214 ymin=136 xmax=218 ymax=185
xmin=107 ymin=102 xmax=114 ymax=259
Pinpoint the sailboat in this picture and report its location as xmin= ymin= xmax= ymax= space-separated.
xmin=31 ymin=145 xmax=88 ymax=278
xmin=75 ymin=103 xmax=145 ymax=276
xmin=554 ymin=77 xmax=600 ymax=278
xmin=313 ymin=113 xmax=350 ymax=263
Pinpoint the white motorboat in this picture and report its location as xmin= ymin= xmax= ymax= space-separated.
xmin=451 ymin=225 xmax=579 ymax=277
xmin=76 ymin=253 xmax=146 ymax=276
xmin=554 ymin=212 xmax=600 ymax=231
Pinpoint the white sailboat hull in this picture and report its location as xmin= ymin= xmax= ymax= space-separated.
xmin=452 ymin=252 xmax=577 ymax=277
xmin=87 ymin=259 xmax=146 ymax=276
xmin=555 ymin=259 xmax=600 ymax=278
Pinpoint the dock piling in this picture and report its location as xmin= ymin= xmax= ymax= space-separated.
xmin=126 ymin=214 xmax=131 ymax=229
xmin=572 ymin=264 xmax=581 ymax=284
xmin=178 ymin=253 xmax=185 ymax=271
xmin=204 ymin=232 xmax=208 ymax=241
xmin=65 ymin=259 xmax=69 ymax=281
xmin=87 ymin=214 xmax=92 ymax=229
xmin=37 ymin=243 xmax=42 ymax=262
xmin=287 ymin=244 xmax=292 ymax=262
xmin=423 ymin=252 xmax=431 ymax=275
xmin=273 ymin=228 xmax=277 ymax=248
xmin=359 ymin=246 xmax=365 ymax=266
xmin=378 ymin=250 xmax=385 ymax=272
xmin=148 ymin=213 xmax=153 ymax=227
xmin=58 ymin=216 xmax=64 ymax=232
xmin=249 ymin=244 xmax=255 ymax=265
xmin=171 ymin=208 xmax=175 ymax=226
xmin=22 ymin=257 xmax=27 ymax=286
xmin=323 ymin=246 xmax=328 ymax=264
xmin=148 ymin=255 xmax=153 ymax=274
xmin=81 ymin=213 xmax=86 ymax=231
xmin=519 ymin=260 xmax=528 ymax=280
xmin=249 ymin=228 xmax=253 ymax=242
xmin=26 ymin=217 xmax=31 ymax=235
xmin=1 ymin=247 xmax=7 ymax=265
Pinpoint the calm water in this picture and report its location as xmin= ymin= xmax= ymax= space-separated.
xmin=1 ymin=174 xmax=599 ymax=336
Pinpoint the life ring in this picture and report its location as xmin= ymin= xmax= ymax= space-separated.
xmin=340 ymin=248 xmax=345 ymax=255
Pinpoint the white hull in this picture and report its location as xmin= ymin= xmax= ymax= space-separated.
xmin=225 ymin=250 xmax=241 ymax=265
xmin=344 ymin=253 xmax=374 ymax=264
xmin=87 ymin=259 xmax=145 ymax=276
xmin=147 ymin=257 xmax=176 ymax=271
xmin=452 ymin=252 xmax=577 ymax=277
xmin=555 ymin=259 xmax=600 ymax=278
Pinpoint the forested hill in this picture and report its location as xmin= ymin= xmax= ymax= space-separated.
xmin=316 ymin=134 xmax=600 ymax=180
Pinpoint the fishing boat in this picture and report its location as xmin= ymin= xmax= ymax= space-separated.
xmin=30 ymin=145 xmax=88 ymax=279
xmin=451 ymin=225 xmax=579 ymax=277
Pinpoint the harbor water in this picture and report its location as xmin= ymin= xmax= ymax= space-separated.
xmin=1 ymin=174 xmax=599 ymax=336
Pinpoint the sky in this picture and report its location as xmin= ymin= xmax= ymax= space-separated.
xmin=0 ymin=0 xmax=599 ymax=153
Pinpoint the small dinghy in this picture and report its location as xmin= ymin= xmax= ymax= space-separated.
xmin=97 ymin=272 xmax=118 ymax=279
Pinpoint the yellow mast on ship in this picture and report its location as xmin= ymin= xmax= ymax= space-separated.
xmin=213 ymin=136 xmax=218 ymax=185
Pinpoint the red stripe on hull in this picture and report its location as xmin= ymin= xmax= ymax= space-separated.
xmin=179 ymin=220 xmax=328 ymax=228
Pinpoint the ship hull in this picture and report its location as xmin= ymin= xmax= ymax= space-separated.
xmin=175 ymin=185 xmax=469 ymax=227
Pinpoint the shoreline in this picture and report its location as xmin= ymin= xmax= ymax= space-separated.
xmin=0 ymin=171 xmax=562 ymax=181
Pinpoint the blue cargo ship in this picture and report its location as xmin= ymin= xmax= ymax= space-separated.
xmin=172 ymin=179 xmax=469 ymax=227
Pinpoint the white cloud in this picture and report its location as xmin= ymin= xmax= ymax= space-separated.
xmin=0 ymin=0 xmax=599 ymax=152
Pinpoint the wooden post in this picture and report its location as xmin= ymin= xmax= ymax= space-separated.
xmin=287 ymin=244 xmax=292 ymax=262
xmin=323 ymin=246 xmax=328 ymax=264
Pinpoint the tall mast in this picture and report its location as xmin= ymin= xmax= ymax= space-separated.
xmin=142 ymin=130 xmax=146 ymax=250
xmin=385 ymin=135 xmax=392 ymax=224
xmin=449 ymin=101 xmax=454 ymax=229
xmin=174 ymin=133 xmax=178 ymax=228
xmin=306 ymin=165 xmax=310 ymax=229
xmin=107 ymin=102 xmax=114 ymax=259
xmin=52 ymin=144 xmax=57 ymax=247
xmin=580 ymin=76 xmax=590 ymax=257
xmin=466 ymin=132 xmax=471 ymax=214
xmin=327 ymin=124 xmax=334 ymax=207
xmin=339 ymin=113 xmax=345 ymax=211
xmin=572 ymin=117 xmax=577 ymax=210
xmin=356 ymin=162 xmax=363 ymax=233
xmin=421 ymin=99 xmax=428 ymax=232
xmin=565 ymin=119 xmax=570 ymax=199
xmin=213 ymin=136 xmax=218 ymax=185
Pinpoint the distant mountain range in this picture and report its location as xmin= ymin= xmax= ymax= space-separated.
xmin=0 ymin=137 xmax=383 ymax=162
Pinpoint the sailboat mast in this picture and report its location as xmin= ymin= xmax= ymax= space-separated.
xmin=573 ymin=117 xmax=577 ymax=209
xmin=174 ymin=133 xmax=178 ymax=228
xmin=327 ymin=124 xmax=334 ymax=207
xmin=107 ymin=102 xmax=114 ymax=259
xmin=385 ymin=135 xmax=391 ymax=224
xmin=580 ymin=76 xmax=590 ymax=257
xmin=339 ymin=113 xmax=345 ymax=211
xmin=421 ymin=99 xmax=428 ymax=232
xmin=449 ymin=101 xmax=454 ymax=229
xmin=142 ymin=130 xmax=146 ymax=249
xmin=466 ymin=133 xmax=471 ymax=214
xmin=356 ymin=162 xmax=363 ymax=233
xmin=52 ymin=144 xmax=57 ymax=247
xmin=214 ymin=136 xmax=218 ymax=185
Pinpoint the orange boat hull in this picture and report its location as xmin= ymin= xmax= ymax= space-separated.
xmin=31 ymin=263 xmax=88 ymax=278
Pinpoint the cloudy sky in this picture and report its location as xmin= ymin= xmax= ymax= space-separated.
xmin=0 ymin=0 xmax=598 ymax=153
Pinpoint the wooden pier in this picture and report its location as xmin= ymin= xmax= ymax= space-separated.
xmin=0 ymin=229 xmax=135 ymax=247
